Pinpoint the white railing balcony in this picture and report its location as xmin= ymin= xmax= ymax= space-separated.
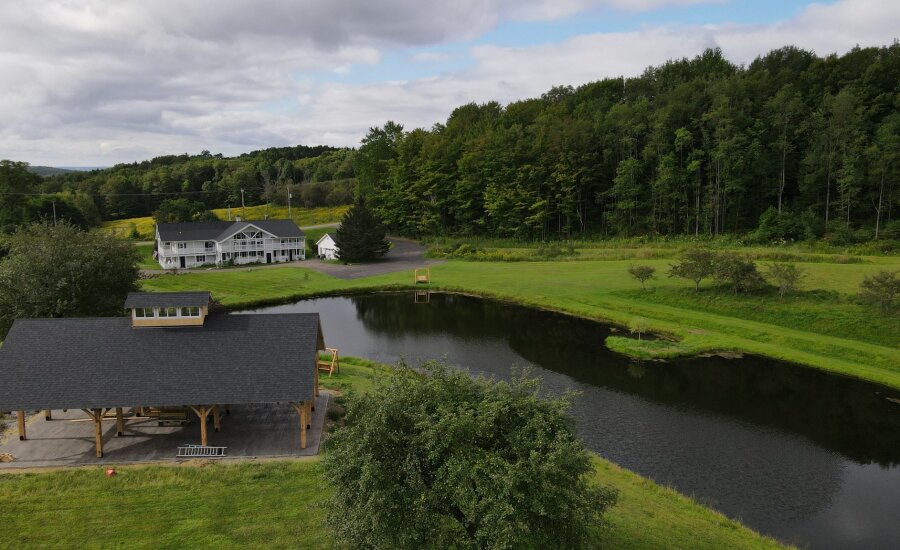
xmin=160 ymin=246 xmax=216 ymax=256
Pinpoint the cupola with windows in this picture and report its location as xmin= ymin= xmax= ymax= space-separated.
xmin=123 ymin=292 xmax=211 ymax=327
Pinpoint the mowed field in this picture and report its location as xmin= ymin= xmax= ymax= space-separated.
xmin=0 ymin=358 xmax=788 ymax=550
xmin=142 ymin=252 xmax=900 ymax=390
xmin=102 ymin=204 xmax=349 ymax=239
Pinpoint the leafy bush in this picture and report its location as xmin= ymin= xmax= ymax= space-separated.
xmin=713 ymin=252 xmax=766 ymax=294
xmin=766 ymin=262 xmax=805 ymax=299
xmin=858 ymin=270 xmax=899 ymax=314
xmin=323 ymin=362 xmax=617 ymax=549
xmin=748 ymin=207 xmax=815 ymax=243
xmin=881 ymin=220 xmax=900 ymax=240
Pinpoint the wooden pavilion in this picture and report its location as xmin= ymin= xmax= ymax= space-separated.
xmin=0 ymin=292 xmax=325 ymax=458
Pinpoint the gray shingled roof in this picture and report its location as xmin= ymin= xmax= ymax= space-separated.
xmin=0 ymin=313 xmax=322 ymax=410
xmin=156 ymin=220 xmax=304 ymax=242
xmin=124 ymin=292 xmax=211 ymax=309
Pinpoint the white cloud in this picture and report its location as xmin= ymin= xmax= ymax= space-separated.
xmin=0 ymin=0 xmax=897 ymax=165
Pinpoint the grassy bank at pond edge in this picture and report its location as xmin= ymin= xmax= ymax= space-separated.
xmin=0 ymin=357 xmax=789 ymax=549
xmin=141 ymin=258 xmax=900 ymax=391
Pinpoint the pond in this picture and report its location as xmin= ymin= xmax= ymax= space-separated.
xmin=241 ymin=292 xmax=900 ymax=549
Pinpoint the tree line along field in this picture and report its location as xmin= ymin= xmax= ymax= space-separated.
xmin=355 ymin=45 xmax=900 ymax=244
xmin=0 ymin=358 xmax=787 ymax=550
xmin=103 ymin=204 xmax=348 ymax=240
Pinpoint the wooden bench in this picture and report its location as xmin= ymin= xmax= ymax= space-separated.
xmin=415 ymin=267 xmax=430 ymax=284
xmin=177 ymin=444 xmax=227 ymax=458
xmin=145 ymin=407 xmax=190 ymax=426
xmin=317 ymin=347 xmax=340 ymax=376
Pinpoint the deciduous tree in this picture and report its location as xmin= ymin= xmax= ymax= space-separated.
xmin=323 ymin=362 xmax=617 ymax=549
xmin=668 ymin=248 xmax=716 ymax=291
xmin=628 ymin=264 xmax=656 ymax=290
xmin=0 ymin=222 xmax=140 ymax=337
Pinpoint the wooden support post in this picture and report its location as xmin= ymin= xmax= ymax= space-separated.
xmin=92 ymin=408 xmax=103 ymax=458
xmin=44 ymin=409 xmax=52 ymax=421
xmin=17 ymin=411 xmax=26 ymax=440
xmin=289 ymin=402 xmax=307 ymax=450
xmin=314 ymin=364 xmax=320 ymax=398
xmin=300 ymin=403 xmax=308 ymax=449
xmin=115 ymin=408 xmax=124 ymax=436
xmin=189 ymin=406 xmax=212 ymax=446
xmin=213 ymin=405 xmax=221 ymax=432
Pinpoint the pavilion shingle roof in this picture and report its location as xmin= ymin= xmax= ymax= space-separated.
xmin=0 ymin=313 xmax=321 ymax=411
xmin=156 ymin=220 xmax=304 ymax=242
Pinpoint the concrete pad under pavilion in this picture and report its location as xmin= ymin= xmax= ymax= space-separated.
xmin=0 ymin=394 xmax=329 ymax=469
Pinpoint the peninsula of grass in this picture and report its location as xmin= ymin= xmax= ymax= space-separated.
xmin=0 ymin=357 xmax=788 ymax=550
xmin=141 ymin=255 xmax=900 ymax=391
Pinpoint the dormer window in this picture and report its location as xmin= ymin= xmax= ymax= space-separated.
xmin=124 ymin=292 xmax=211 ymax=328
xmin=181 ymin=306 xmax=200 ymax=317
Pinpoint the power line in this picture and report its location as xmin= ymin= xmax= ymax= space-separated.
xmin=0 ymin=190 xmax=220 ymax=197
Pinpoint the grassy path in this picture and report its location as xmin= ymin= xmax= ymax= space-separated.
xmin=143 ymin=257 xmax=900 ymax=390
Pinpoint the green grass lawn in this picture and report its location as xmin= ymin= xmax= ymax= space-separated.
xmin=141 ymin=255 xmax=900 ymax=390
xmin=102 ymin=205 xmax=348 ymax=239
xmin=135 ymin=242 xmax=160 ymax=269
xmin=0 ymin=357 xmax=787 ymax=549
xmin=303 ymin=227 xmax=332 ymax=258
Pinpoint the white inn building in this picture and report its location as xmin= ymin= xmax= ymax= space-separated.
xmin=155 ymin=219 xmax=306 ymax=269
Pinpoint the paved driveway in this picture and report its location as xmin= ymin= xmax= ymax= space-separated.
xmin=302 ymin=237 xmax=442 ymax=280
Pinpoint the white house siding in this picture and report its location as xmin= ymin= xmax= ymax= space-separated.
xmin=316 ymin=234 xmax=338 ymax=260
xmin=156 ymin=229 xmax=305 ymax=269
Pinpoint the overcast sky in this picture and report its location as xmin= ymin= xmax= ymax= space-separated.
xmin=1 ymin=0 xmax=898 ymax=166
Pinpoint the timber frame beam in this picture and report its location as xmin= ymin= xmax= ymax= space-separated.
xmin=17 ymin=410 xmax=26 ymax=440
xmin=288 ymin=401 xmax=311 ymax=450
xmin=81 ymin=408 xmax=105 ymax=458
xmin=188 ymin=405 xmax=220 ymax=446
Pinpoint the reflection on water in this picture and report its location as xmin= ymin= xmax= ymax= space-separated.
xmin=242 ymin=292 xmax=900 ymax=549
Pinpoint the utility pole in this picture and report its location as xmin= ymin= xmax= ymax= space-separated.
xmin=288 ymin=190 xmax=292 ymax=220
xmin=240 ymin=188 xmax=245 ymax=219
xmin=52 ymin=200 xmax=57 ymax=226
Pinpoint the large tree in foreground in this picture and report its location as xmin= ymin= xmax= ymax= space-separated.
xmin=333 ymin=199 xmax=390 ymax=263
xmin=0 ymin=222 xmax=140 ymax=337
xmin=323 ymin=362 xmax=617 ymax=549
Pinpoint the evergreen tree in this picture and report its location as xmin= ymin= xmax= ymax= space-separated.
xmin=334 ymin=199 xmax=390 ymax=263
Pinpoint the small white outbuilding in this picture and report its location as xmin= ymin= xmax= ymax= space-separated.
xmin=316 ymin=233 xmax=339 ymax=260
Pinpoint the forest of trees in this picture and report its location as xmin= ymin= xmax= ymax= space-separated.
xmin=0 ymin=145 xmax=357 ymax=231
xmin=357 ymin=44 xmax=900 ymax=243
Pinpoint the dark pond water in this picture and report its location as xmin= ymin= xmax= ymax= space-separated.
xmin=242 ymin=292 xmax=900 ymax=549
